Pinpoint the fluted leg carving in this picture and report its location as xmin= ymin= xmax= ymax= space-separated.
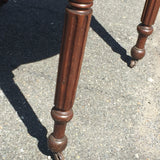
xmin=48 ymin=0 xmax=93 ymax=159
xmin=130 ymin=0 xmax=160 ymax=67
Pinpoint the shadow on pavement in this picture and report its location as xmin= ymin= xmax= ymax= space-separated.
xmin=91 ymin=16 xmax=132 ymax=66
xmin=0 ymin=69 xmax=53 ymax=156
xmin=0 ymin=0 xmax=67 ymax=158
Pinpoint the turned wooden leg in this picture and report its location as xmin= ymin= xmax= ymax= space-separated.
xmin=130 ymin=0 xmax=160 ymax=67
xmin=48 ymin=0 xmax=93 ymax=159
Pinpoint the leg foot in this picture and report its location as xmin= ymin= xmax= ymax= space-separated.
xmin=130 ymin=24 xmax=153 ymax=66
xmin=131 ymin=45 xmax=145 ymax=60
xmin=48 ymin=134 xmax=68 ymax=154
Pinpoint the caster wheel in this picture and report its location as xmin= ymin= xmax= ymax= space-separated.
xmin=54 ymin=152 xmax=64 ymax=160
xmin=129 ymin=60 xmax=137 ymax=68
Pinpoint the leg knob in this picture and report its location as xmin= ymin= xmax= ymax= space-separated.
xmin=48 ymin=134 xmax=67 ymax=153
xmin=131 ymin=46 xmax=145 ymax=60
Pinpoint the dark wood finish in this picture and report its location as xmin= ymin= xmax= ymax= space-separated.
xmin=130 ymin=0 xmax=160 ymax=67
xmin=48 ymin=0 xmax=93 ymax=159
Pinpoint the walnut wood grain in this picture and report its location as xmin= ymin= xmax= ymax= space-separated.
xmin=142 ymin=0 xmax=160 ymax=25
xmin=48 ymin=0 xmax=93 ymax=159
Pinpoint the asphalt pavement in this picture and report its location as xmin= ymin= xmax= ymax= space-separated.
xmin=0 ymin=0 xmax=160 ymax=159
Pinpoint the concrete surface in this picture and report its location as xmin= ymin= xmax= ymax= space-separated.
xmin=0 ymin=0 xmax=160 ymax=159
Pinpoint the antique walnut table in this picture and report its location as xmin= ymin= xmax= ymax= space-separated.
xmin=1 ymin=0 xmax=160 ymax=159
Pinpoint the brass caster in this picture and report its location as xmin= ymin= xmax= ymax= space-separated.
xmin=129 ymin=60 xmax=137 ymax=68
xmin=54 ymin=152 xmax=64 ymax=160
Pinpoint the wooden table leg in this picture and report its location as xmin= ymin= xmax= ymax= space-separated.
xmin=48 ymin=0 xmax=93 ymax=159
xmin=130 ymin=0 xmax=160 ymax=67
